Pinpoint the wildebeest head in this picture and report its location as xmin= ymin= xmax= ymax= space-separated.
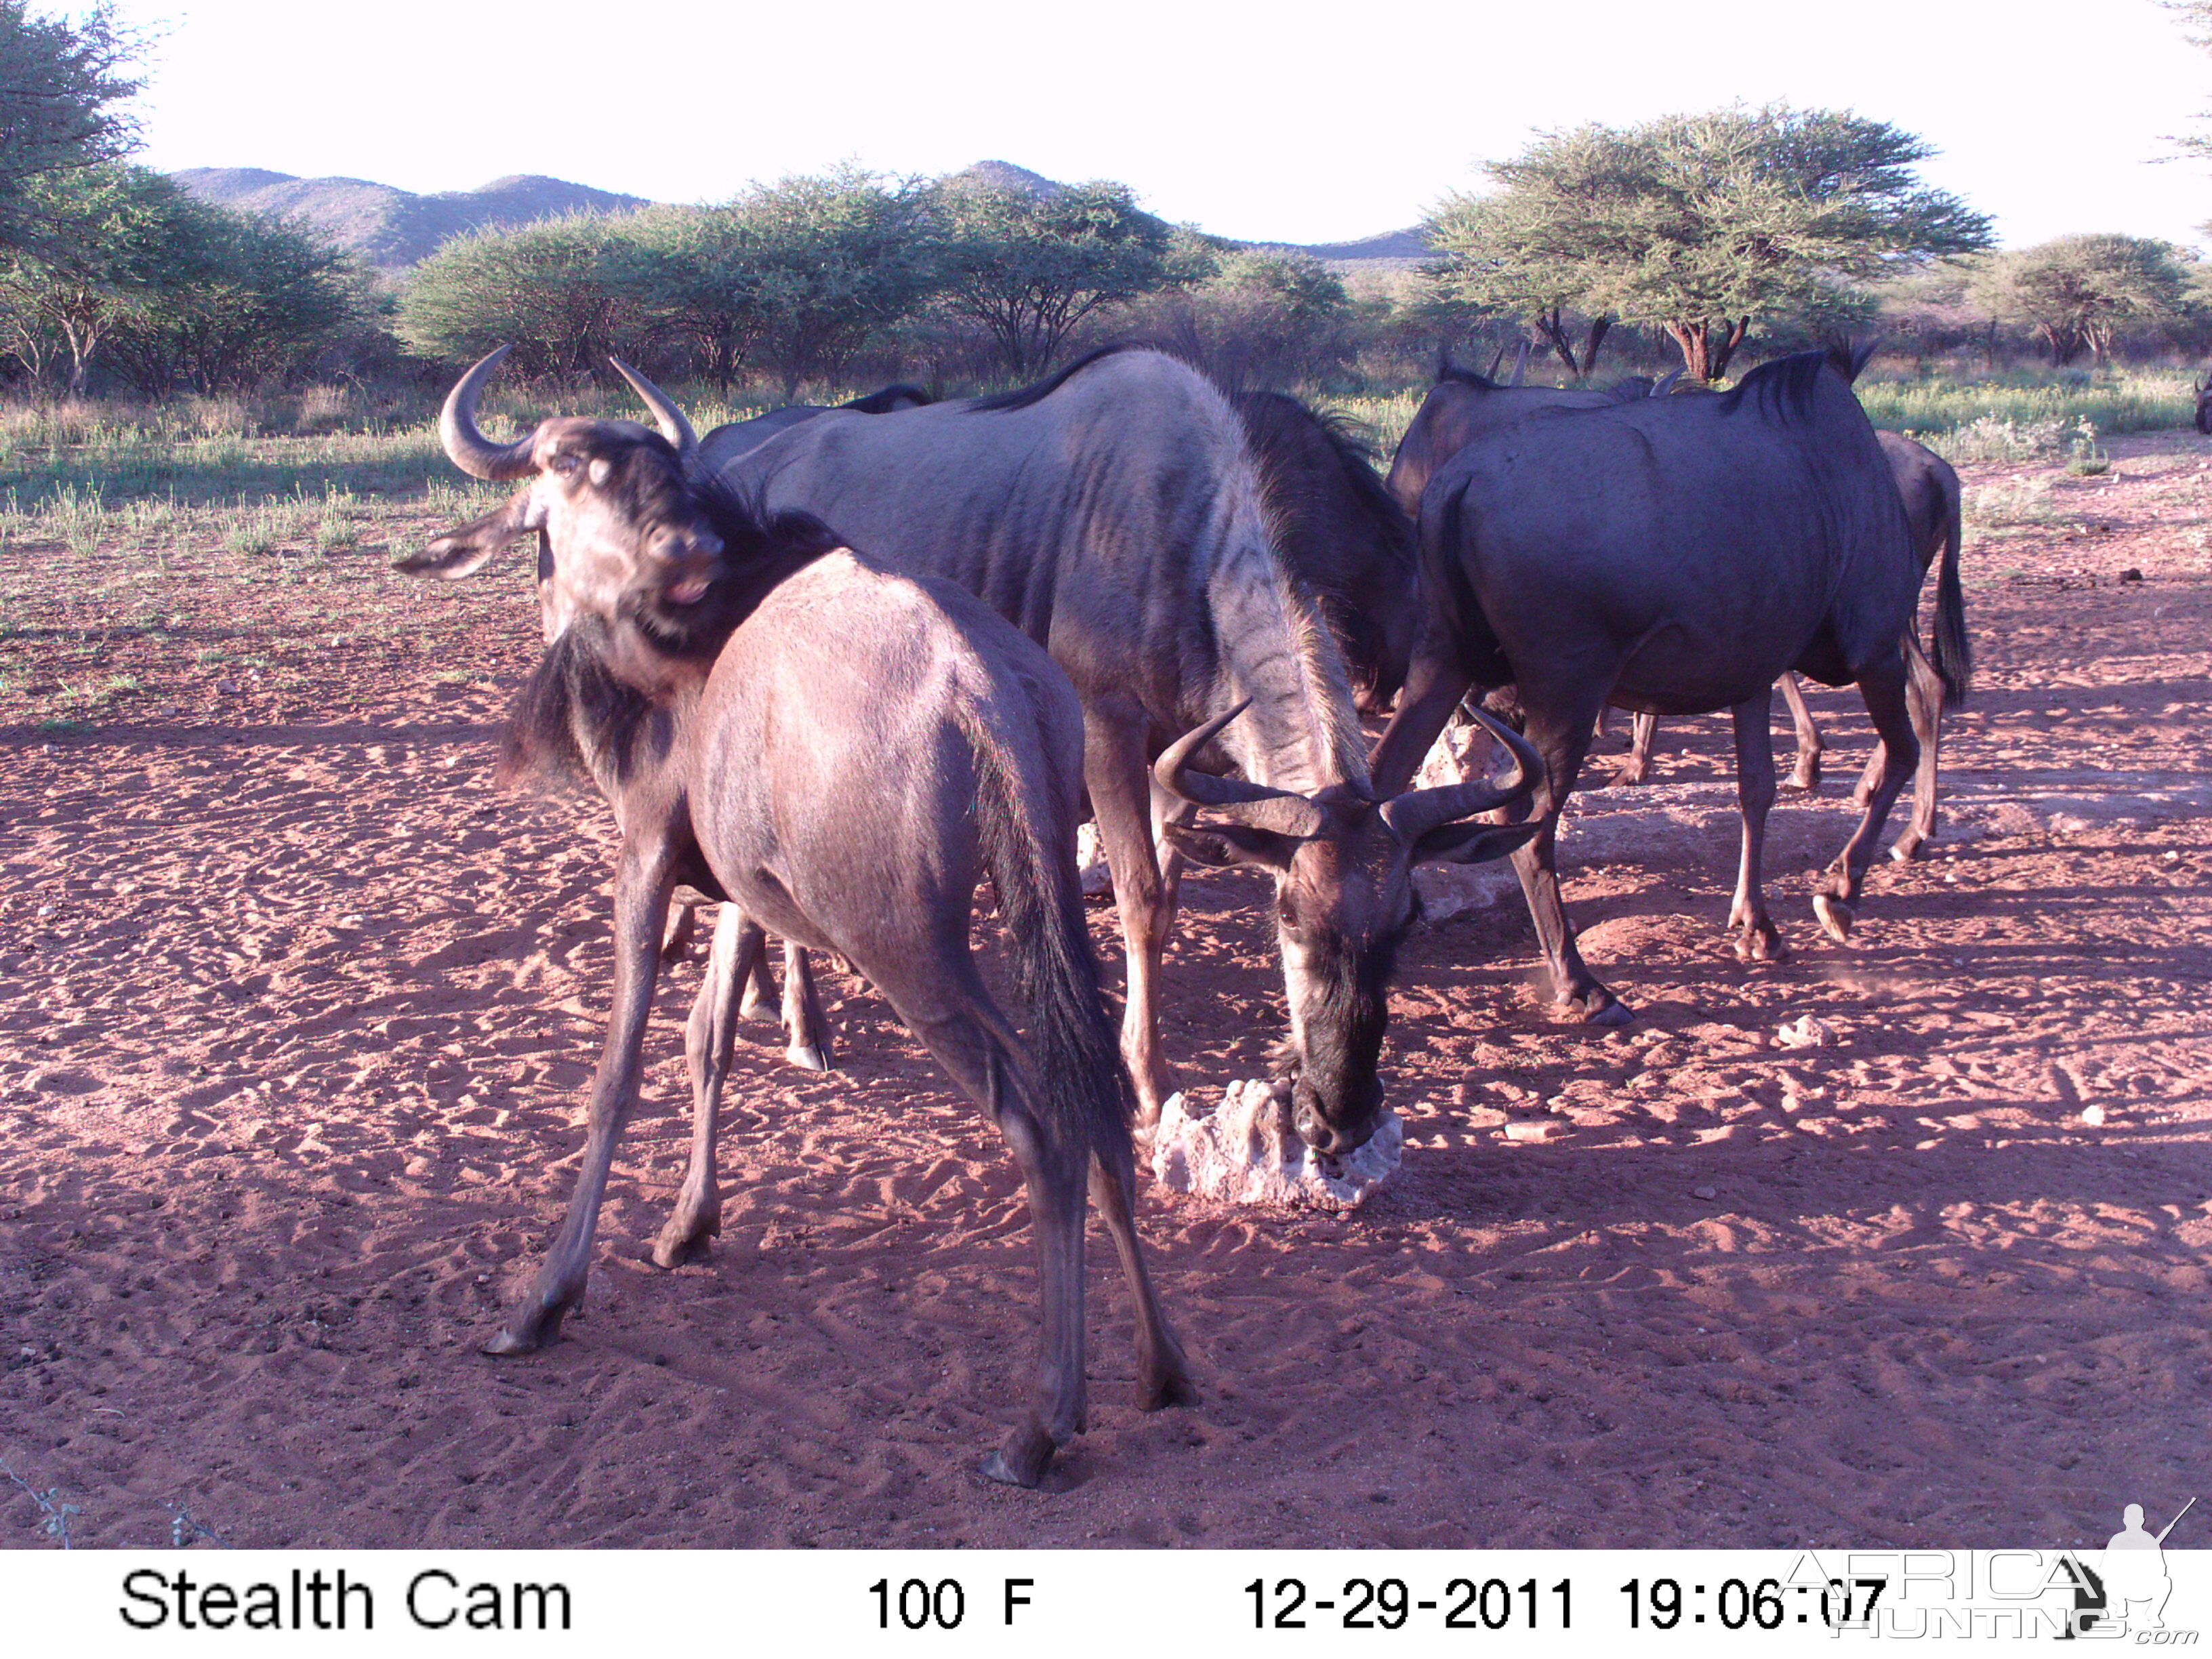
xmin=1153 ymin=703 xmax=1539 ymax=1154
xmin=398 ymin=347 xmax=731 ymax=653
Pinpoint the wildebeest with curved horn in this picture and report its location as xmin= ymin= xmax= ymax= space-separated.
xmin=1616 ymin=429 xmax=1967 ymax=866
xmin=1371 ymin=352 xmax=1971 ymax=1025
xmin=401 ymin=347 xmax=1194 ymax=1487
xmin=707 ymin=343 xmax=1539 ymax=1153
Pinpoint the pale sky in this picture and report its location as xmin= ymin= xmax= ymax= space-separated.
xmin=103 ymin=0 xmax=2212 ymax=252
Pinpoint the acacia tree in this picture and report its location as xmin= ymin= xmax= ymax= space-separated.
xmin=0 ymin=1 xmax=140 ymax=253
xmin=931 ymin=178 xmax=1171 ymax=376
xmin=1975 ymin=236 xmax=2191 ymax=366
xmin=728 ymin=169 xmax=935 ymax=397
xmin=101 ymin=203 xmax=356 ymax=394
xmin=1427 ymin=106 xmax=1992 ymax=381
xmin=397 ymin=214 xmax=653 ymax=377
xmin=0 ymin=163 xmax=186 ymax=389
xmin=611 ymin=203 xmax=769 ymax=389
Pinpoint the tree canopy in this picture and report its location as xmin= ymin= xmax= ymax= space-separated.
xmin=930 ymin=178 xmax=1172 ymax=376
xmin=0 ymin=1 xmax=141 ymax=252
xmin=1425 ymin=105 xmax=1992 ymax=380
xmin=1973 ymin=234 xmax=2193 ymax=366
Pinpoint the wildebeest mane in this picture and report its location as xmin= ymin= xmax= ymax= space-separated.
xmin=1715 ymin=351 xmax=1833 ymax=424
xmin=838 ymin=384 xmax=933 ymax=414
xmin=966 ymin=342 xmax=1158 ymax=412
xmin=499 ymin=615 xmax=660 ymax=794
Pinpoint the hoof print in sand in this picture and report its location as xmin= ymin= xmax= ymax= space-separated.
xmin=1149 ymin=1078 xmax=1403 ymax=1208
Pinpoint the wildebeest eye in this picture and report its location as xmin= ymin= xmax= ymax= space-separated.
xmin=548 ymin=453 xmax=581 ymax=478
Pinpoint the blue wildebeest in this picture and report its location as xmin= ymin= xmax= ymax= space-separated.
xmin=1616 ymin=429 xmax=1967 ymax=865
xmin=2196 ymin=375 xmax=2212 ymax=436
xmin=401 ymin=350 xmax=1193 ymax=1487
xmin=714 ymin=344 xmax=1539 ymax=1153
xmin=1229 ymin=389 xmax=1419 ymax=715
xmin=657 ymin=380 xmax=934 ymax=1053
xmin=1370 ymin=352 xmax=1971 ymax=1025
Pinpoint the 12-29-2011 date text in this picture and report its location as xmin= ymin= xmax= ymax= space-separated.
xmin=1246 ymin=1575 xmax=1571 ymax=1631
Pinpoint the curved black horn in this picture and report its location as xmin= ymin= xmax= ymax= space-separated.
xmin=1153 ymin=701 xmax=1328 ymax=840
xmin=1380 ymin=704 xmax=1542 ymax=843
xmin=1509 ymin=340 xmax=1530 ymax=386
xmin=1650 ymin=367 xmax=1686 ymax=397
xmin=608 ymin=356 xmax=697 ymax=455
xmin=438 ymin=346 xmax=538 ymax=480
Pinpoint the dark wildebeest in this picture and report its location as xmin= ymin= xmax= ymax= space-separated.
xmin=1383 ymin=360 xmax=1683 ymax=523
xmin=399 ymin=349 xmax=1193 ymax=1487
xmin=1370 ymin=352 xmax=1971 ymax=1025
xmin=2196 ymin=375 xmax=2212 ymax=436
xmin=657 ymin=380 xmax=934 ymax=1051
xmin=1616 ymin=430 xmax=1966 ymax=866
xmin=721 ymin=344 xmax=1540 ymax=1152
xmin=1229 ymin=390 xmax=1418 ymax=715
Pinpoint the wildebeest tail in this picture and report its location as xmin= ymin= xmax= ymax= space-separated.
xmin=1422 ymin=481 xmax=1514 ymax=688
xmin=1931 ymin=476 xmax=1971 ymax=708
xmin=964 ymin=703 xmax=1132 ymax=1179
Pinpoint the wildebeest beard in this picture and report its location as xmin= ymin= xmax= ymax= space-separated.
xmin=1279 ymin=912 xmax=1406 ymax=1122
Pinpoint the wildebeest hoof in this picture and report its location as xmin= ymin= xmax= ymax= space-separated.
xmin=980 ymin=1424 xmax=1061 ymax=1489
xmin=1734 ymin=928 xmax=1788 ymax=964
xmin=1887 ymin=836 xmax=1927 ymax=863
xmin=651 ymin=1217 xmax=718 ymax=1269
xmin=482 ymin=1323 xmax=545 ymax=1357
xmin=1813 ymin=893 xmax=1854 ymax=944
xmin=739 ymin=991 xmax=776 ymax=1023
xmin=1141 ymin=1369 xmax=1201 ymax=1411
xmin=785 ymin=1043 xmax=828 ymax=1072
xmin=1568 ymin=990 xmax=1633 ymax=1027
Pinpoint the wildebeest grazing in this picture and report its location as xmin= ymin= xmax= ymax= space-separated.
xmin=1612 ymin=429 xmax=1967 ymax=865
xmin=399 ymin=348 xmax=1193 ymax=1487
xmin=1372 ymin=352 xmax=1971 ymax=1024
xmin=721 ymin=344 xmax=1539 ymax=1153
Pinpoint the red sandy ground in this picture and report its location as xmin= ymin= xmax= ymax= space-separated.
xmin=2 ymin=434 xmax=2209 ymax=1550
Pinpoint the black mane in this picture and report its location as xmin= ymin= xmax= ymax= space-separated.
xmin=1715 ymin=350 xmax=1835 ymax=424
xmin=839 ymin=383 xmax=933 ymax=414
xmin=966 ymin=342 xmax=1158 ymax=413
xmin=501 ymin=456 xmax=840 ymax=792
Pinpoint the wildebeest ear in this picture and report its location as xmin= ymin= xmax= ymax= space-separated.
xmin=394 ymin=493 xmax=541 ymax=580
xmin=1161 ymin=821 xmax=1300 ymax=872
xmin=1412 ymin=819 xmax=1539 ymax=867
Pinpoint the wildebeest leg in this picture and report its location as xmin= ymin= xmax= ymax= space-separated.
xmin=1088 ymin=1150 xmax=1197 ymax=1411
xmin=1608 ymin=711 xmax=1658 ymax=786
xmin=653 ymin=903 xmax=764 ymax=1269
xmin=1780 ymin=672 xmax=1824 ymax=792
xmin=660 ymin=899 xmax=699 ymax=964
xmin=739 ymin=942 xmax=777 ymax=1021
xmin=1511 ymin=699 xmax=1631 ymax=1025
xmin=1726 ymin=687 xmax=1786 ymax=963
xmin=489 ymin=834 xmax=676 ymax=1353
xmin=1884 ymin=632 xmax=1944 ymax=863
xmin=780 ymin=941 xmax=832 ymax=1070
xmin=892 ymin=990 xmax=1088 ymax=1488
xmin=1814 ymin=651 xmax=1920 ymax=943
xmin=1368 ymin=650 xmax=1475 ymax=797
xmin=1087 ymin=712 xmax=1176 ymax=1123
xmin=1149 ymin=779 xmax=1195 ymax=934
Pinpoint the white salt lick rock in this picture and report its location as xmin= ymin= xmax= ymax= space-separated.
xmin=1149 ymin=1078 xmax=1404 ymax=1208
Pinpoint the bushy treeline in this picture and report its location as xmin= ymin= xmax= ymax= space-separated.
xmin=8 ymin=0 xmax=2212 ymax=413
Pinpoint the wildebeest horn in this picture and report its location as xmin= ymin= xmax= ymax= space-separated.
xmin=608 ymin=356 xmax=697 ymax=456
xmin=1483 ymin=345 xmax=1505 ymax=380
xmin=1509 ymin=341 xmax=1530 ymax=386
xmin=438 ymin=346 xmax=539 ymax=480
xmin=1379 ymin=705 xmax=1542 ymax=844
xmin=1650 ymin=367 xmax=1686 ymax=397
xmin=1153 ymin=701 xmax=1328 ymax=839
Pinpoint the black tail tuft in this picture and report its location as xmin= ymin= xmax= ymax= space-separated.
xmin=1930 ymin=480 xmax=1971 ymax=708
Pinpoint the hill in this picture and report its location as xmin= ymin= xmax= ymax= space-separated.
xmin=169 ymin=169 xmax=651 ymax=271
xmin=169 ymin=160 xmax=1418 ymax=273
